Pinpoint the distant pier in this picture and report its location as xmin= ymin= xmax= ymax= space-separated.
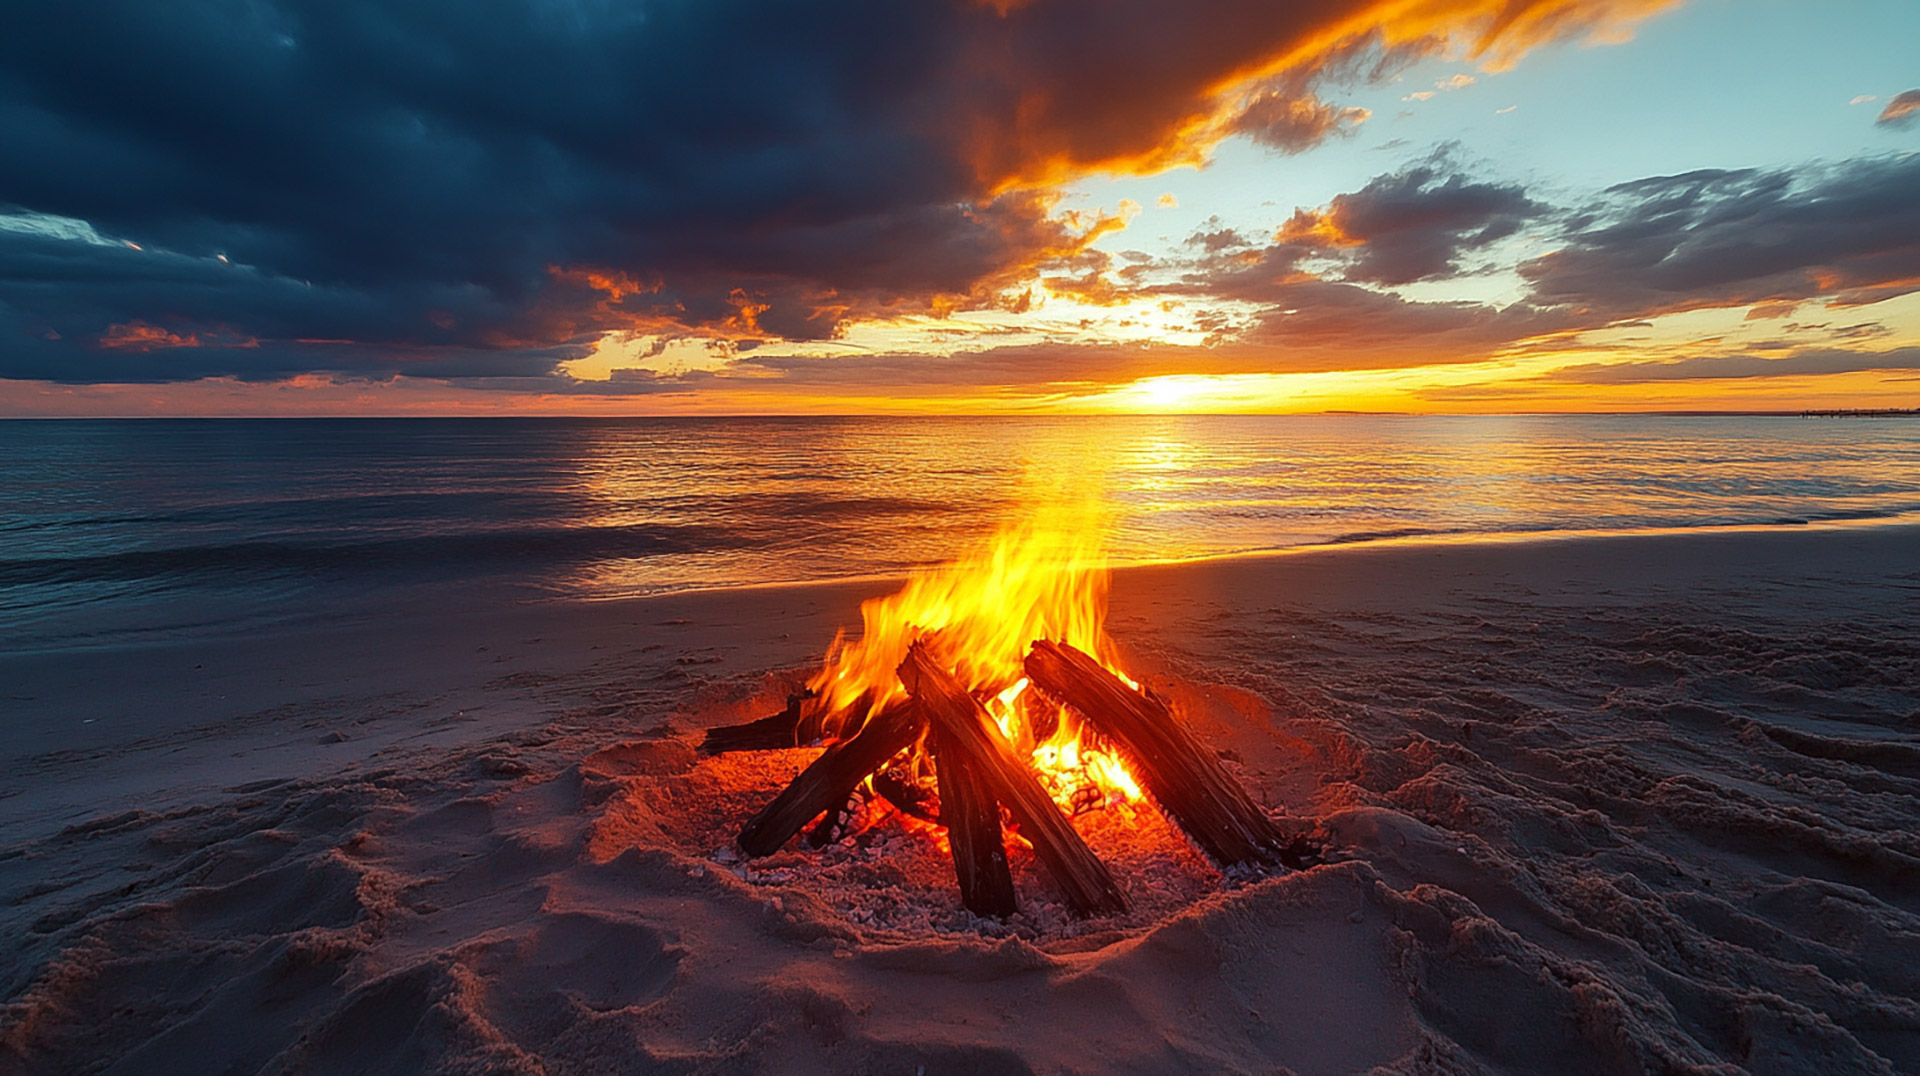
xmin=1800 ymin=408 xmax=1920 ymax=418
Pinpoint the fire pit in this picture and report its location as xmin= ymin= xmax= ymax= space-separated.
xmin=700 ymin=506 xmax=1294 ymax=920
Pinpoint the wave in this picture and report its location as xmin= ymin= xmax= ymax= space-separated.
xmin=0 ymin=524 xmax=749 ymax=589
xmin=1322 ymin=526 xmax=1462 ymax=545
xmin=1320 ymin=508 xmax=1920 ymax=549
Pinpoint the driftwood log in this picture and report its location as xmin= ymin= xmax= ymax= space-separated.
xmin=736 ymin=700 xmax=923 ymax=857
xmin=931 ymin=723 xmax=1018 ymax=918
xmin=899 ymin=643 xmax=1126 ymax=917
xmin=1024 ymin=640 xmax=1287 ymax=870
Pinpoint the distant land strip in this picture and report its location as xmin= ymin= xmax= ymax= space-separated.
xmin=1799 ymin=408 xmax=1920 ymax=418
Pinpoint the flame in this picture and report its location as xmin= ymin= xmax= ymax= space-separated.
xmin=807 ymin=487 xmax=1146 ymax=820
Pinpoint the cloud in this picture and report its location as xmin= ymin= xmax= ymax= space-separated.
xmin=1224 ymin=277 xmax=1569 ymax=370
xmin=730 ymin=342 xmax=1191 ymax=391
xmin=1549 ymin=346 xmax=1920 ymax=383
xmin=1146 ymin=230 xmax=1573 ymax=372
xmin=1877 ymin=90 xmax=1920 ymax=128
xmin=1232 ymin=93 xmax=1373 ymax=152
xmin=1138 ymin=151 xmax=1920 ymax=380
xmin=1274 ymin=162 xmax=1546 ymax=285
xmin=0 ymin=222 xmax=594 ymax=381
xmin=0 ymin=0 xmax=1676 ymax=385
xmin=1519 ymin=155 xmax=1920 ymax=319
xmin=1404 ymin=72 xmax=1477 ymax=98
xmin=377 ymin=133 xmax=1920 ymax=402
xmin=1185 ymin=218 xmax=1252 ymax=252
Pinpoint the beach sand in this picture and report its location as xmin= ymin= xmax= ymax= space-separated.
xmin=3 ymin=524 xmax=1917 ymax=1075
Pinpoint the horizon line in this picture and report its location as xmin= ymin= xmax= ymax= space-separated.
xmin=4 ymin=407 xmax=1917 ymax=421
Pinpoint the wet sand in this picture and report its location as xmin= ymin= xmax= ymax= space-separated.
xmin=3 ymin=524 xmax=1917 ymax=1074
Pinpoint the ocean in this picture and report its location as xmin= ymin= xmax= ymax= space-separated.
xmin=4 ymin=414 xmax=1918 ymax=649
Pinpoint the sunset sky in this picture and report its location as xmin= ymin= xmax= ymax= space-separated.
xmin=2 ymin=0 xmax=1917 ymax=415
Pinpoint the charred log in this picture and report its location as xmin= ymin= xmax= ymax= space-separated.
xmin=931 ymin=723 xmax=1018 ymax=918
xmin=736 ymin=700 xmax=923 ymax=857
xmin=1024 ymin=640 xmax=1287 ymax=870
xmin=804 ymin=785 xmax=868 ymax=848
xmin=700 ymin=688 xmax=823 ymax=755
xmin=871 ymin=765 xmax=940 ymax=824
xmin=899 ymin=643 xmax=1126 ymax=917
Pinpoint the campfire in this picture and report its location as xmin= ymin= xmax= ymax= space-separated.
xmin=700 ymin=501 xmax=1291 ymax=919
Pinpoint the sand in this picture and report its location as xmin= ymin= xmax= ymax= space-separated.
xmin=2 ymin=523 xmax=1917 ymax=1075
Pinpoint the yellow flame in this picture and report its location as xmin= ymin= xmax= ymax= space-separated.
xmin=807 ymin=483 xmax=1145 ymax=813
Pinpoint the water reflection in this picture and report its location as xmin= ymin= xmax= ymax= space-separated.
xmin=550 ymin=414 xmax=1920 ymax=597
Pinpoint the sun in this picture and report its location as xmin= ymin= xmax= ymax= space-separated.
xmin=1124 ymin=374 xmax=1216 ymax=412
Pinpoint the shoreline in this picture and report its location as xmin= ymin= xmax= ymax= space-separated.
xmin=526 ymin=507 xmax=1920 ymax=610
xmin=5 ymin=520 xmax=1912 ymax=844
xmin=17 ymin=508 xmax=1917 ymax=658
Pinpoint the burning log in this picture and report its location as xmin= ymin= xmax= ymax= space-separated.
xmin=805 ymin=760 xmax=939 ymax=849
xmin=804 ymin=785 xmax=868 ymax=848
xmin=701 ymin=689 xmax=824 ymax=754
xmin=899 ymin=643 xmax=1127 ymax=917
xmin=736 ymin=700 xmax=924 ymax=857
xmin=1024 ymin=640 xmax=1288 ymax=871
xmin=931 ymin=724 xmax=1018 ymax=918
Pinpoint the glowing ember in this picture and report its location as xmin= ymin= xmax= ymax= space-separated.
xmin=806 ymin=493 xmax=1146 ymax=821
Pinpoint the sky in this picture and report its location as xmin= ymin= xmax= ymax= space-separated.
xmin=1 ymin=0 xmax=1917 ymax=416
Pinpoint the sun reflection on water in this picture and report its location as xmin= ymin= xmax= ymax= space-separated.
xmin=546 ymin=414 xmax=1920 ymax=599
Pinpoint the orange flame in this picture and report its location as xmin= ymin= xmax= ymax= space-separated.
xmin=808 ymin=489 xmax=1146 ymax=817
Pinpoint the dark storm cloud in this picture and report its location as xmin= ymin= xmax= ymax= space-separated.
xmin=0 ymin=0 xmax=1673 ymax=384
xmin=0 ymin=223 xmax=593 ymax=380
xmin=0 ymin=0 xmax=1026 ymax=380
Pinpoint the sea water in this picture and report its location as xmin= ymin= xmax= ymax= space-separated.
xmin=4 ymin=414 xmax=1917 ymax=648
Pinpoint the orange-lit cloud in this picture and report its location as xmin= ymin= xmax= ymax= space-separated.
xmin=96 ymin=321 xmax=258 ymax=351
xmin=1876 ymin=90 xmax=1920 ymax=128
xmin=97 ymin=322 xmax=204 ymax=351
xmin=953 ymin=0 xmax=1678 ymax=192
